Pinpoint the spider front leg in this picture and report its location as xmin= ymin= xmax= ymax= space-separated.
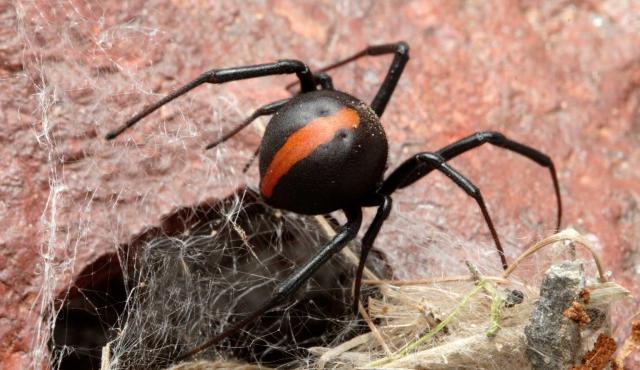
xmin=177 ymin=207 xmax=363 ymax=361
xmin=381 ymin=152 xmax=508 ymax=270
xmin=205 ymin=98 xmax=291 ymax=173
xmin=241 ymin=146 xmax=261 ymax=174
xmin=105 ymin=60 xmax=315 ymax=140
xmin=205 ymin=98 xmax=290 ymax=150
xmin=398 ymin=131 xmax=562 ymax=231
xmin=286 ymin=42 xmax=409 ymax=117
xmin=322 ymin=42 xmax=409 ymax=116
xmin=314 ymin=72 xmax=334 ymax=90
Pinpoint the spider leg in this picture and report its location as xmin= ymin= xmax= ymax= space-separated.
xmin=176 ymin=207 xmax=363 ymax=361
xmin=241 ymin=145 xmax=260 ymax=174
xmin=219 ymin=99 xmax=290 ymax=173
xmin=381 ymin=152 xmax=508 ymax=270
xmin=105 ymin=60 xmax=315 ymax=140
xmin=397 ymin=131 xmax=562 ymax=231
xmin=286 ymin=42 xmax=409 ymax=116
xmin=205 ymin=98 xmax=290 ymax=150
xmin=352 ymin=195 xmax=392 ymax=313
xmin=314 ymin=72 xmax=334 ymax=90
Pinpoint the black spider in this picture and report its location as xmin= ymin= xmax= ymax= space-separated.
xmin=105 ymin=41 xmax=562 ymax=360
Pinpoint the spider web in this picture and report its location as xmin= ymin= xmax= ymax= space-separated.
xmin=18 ymin=2 xmax=392 ymax=367
xmin=105 ymin=189 xmax=389 ymax=369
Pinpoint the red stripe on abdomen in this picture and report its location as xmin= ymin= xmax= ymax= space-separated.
xmin=261 ymin=107 xmax=360 ymax=198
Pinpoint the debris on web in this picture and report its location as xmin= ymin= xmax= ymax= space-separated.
xmin=301 ymin=230 xmax=630 ymax=369
xmin=137 ymin=225 xmax=631 ymax=369
xmin=64 ymin=188 xmax=389 ymax=369
xmin=51 ymin=183 xmax=632 ymax=370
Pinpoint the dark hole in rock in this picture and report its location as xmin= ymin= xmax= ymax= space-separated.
xmin=49 ymin=253 xmax=126 ymax=370
xmin=49 ymin=187 xmax=391 ymax=369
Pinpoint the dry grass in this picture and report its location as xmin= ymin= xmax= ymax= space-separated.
xmin=154 ymin=228 xmax=633 ymax=369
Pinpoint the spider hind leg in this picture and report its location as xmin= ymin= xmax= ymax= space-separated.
xmin=177 ymin=207 xmax=363 ymax=360
xmin=381 ymin=152 xmax=508 ymax=270
xmin=399 ymin=131 xmax=562 ymax=231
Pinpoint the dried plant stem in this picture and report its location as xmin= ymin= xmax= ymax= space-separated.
xmin=100 ymin=342 xmax=110 ymax=370
xmin=362 ymin=275 xmax=512 ymax=286
xmin=614 ymin=320 xmax=640 ymax=367
xmin=486 ymin=286 xmax=503 ymax=337
xmin=465 ymin=261 xmax=503 ymax=337
xmin=314 ymin=333 xmax=372 ymax=369
xmin=365 ymin=281 xmax=488 ymax=368
xmin=358 ymin=300 xmax=392 ymax=355
xmin=503 ymin=228 xmax=606 ymax=281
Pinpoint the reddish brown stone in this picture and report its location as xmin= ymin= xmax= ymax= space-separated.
xmin=564 ymin=301 xmax=591 ymax=326
xmin=572 ymin=333 xmax=617 ymax=370
xmin=2 ymin=1 xmax=639 ymax=368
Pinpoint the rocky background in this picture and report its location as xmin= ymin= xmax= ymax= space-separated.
xmin=1 ymin=0 xmax=639 ymax=368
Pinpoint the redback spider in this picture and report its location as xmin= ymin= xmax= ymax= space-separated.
xmin=105 ymin=41 xmax=562 ymax=360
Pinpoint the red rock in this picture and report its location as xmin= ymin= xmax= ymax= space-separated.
xmin=2 ymin=1 xmax=639 ymax=368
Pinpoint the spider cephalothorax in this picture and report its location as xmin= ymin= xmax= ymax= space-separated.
xmin=105 ymin=41 xmax=562 ymax=361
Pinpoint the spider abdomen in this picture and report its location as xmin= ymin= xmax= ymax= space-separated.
xmin=259 ymin=90 xmax=388 ymax=215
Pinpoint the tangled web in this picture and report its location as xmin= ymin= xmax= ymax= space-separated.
xmin=50 ymin=189 xmax=390 ymax=369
